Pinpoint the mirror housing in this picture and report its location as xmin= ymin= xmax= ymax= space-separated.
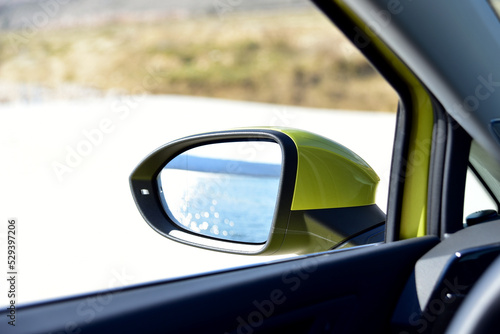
xmin=130 ymin=128 xmax=385 ymax=255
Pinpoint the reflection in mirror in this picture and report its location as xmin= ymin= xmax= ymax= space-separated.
xmin=158 ymin=141 xmax=282 ymax=243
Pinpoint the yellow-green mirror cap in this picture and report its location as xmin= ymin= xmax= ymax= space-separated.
xmin=275 ymin=128 xmax=380 ymax=211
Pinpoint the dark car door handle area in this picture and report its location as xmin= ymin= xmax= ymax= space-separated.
xmin=0 ymin=236 xmax=438 ymax=334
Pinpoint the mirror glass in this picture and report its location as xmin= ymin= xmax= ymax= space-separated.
xmin=158 ymin=141 xmax=282 ymax=243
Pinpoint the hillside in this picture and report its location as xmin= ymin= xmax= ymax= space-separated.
xmin=0 ymin=0 xmax=314 ymax=29
xmin=0 ymin=1 xmax=398 ymax=111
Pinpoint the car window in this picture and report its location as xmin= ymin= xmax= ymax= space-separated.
xmin=469 ymin=140 xmax=500 ymax=204
xmin=0 ymin=0 xmax=397 ymax=305
xmin=464 ymin=140 xmax=500 ymax=225
xmin=463 ymin=169 xmax=498 ymax=224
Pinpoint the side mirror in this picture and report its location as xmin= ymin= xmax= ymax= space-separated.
xmin=130 ymin=128 xmax=385 ymax=255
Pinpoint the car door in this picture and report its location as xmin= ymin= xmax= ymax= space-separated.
xmin=3 ymin=0 xmax=500 ymax=333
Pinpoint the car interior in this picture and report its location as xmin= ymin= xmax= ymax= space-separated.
xmin=2 ymin=0 xmax=500 ymax=333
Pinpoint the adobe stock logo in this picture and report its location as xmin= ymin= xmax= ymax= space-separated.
xmin=453 ymin=74 xmax=500 ymax=116
xmin=404 ymin=277 xmax=468 ymax=334
xmin=225 ymin=259 xmax=318 ymax=334
xmin=7 ymin=0 xmax=71 ymax=50
xmin=213 ymin=0 xmax=243 ymax=19
xmin=63 ymin=268 xmax=135 ymax=334
xmin=52 ymin=119 xmax=115 ymax=182
xmin=51 ymin=67 xmax=161 ymax=182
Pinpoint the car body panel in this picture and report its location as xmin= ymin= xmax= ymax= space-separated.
xmin=276 ymin=127 xmax=380 ymax=210
xmin=2 ymin=236 xmax=438 ymax=334
xmin=330 ymin=0 xmax=435 ymax=239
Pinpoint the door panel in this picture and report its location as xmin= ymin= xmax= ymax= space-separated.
xmin=2 ymin=236 xmax=438 ymax=334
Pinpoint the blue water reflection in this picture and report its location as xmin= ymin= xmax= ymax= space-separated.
xmin=158 ymin=142 xmax=282 ymax=244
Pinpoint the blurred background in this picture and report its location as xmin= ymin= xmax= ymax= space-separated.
xmin=0 ymin=0 xmax=397 ymax=110
xmin=0 ymin=0 xmax=398 ymax=305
